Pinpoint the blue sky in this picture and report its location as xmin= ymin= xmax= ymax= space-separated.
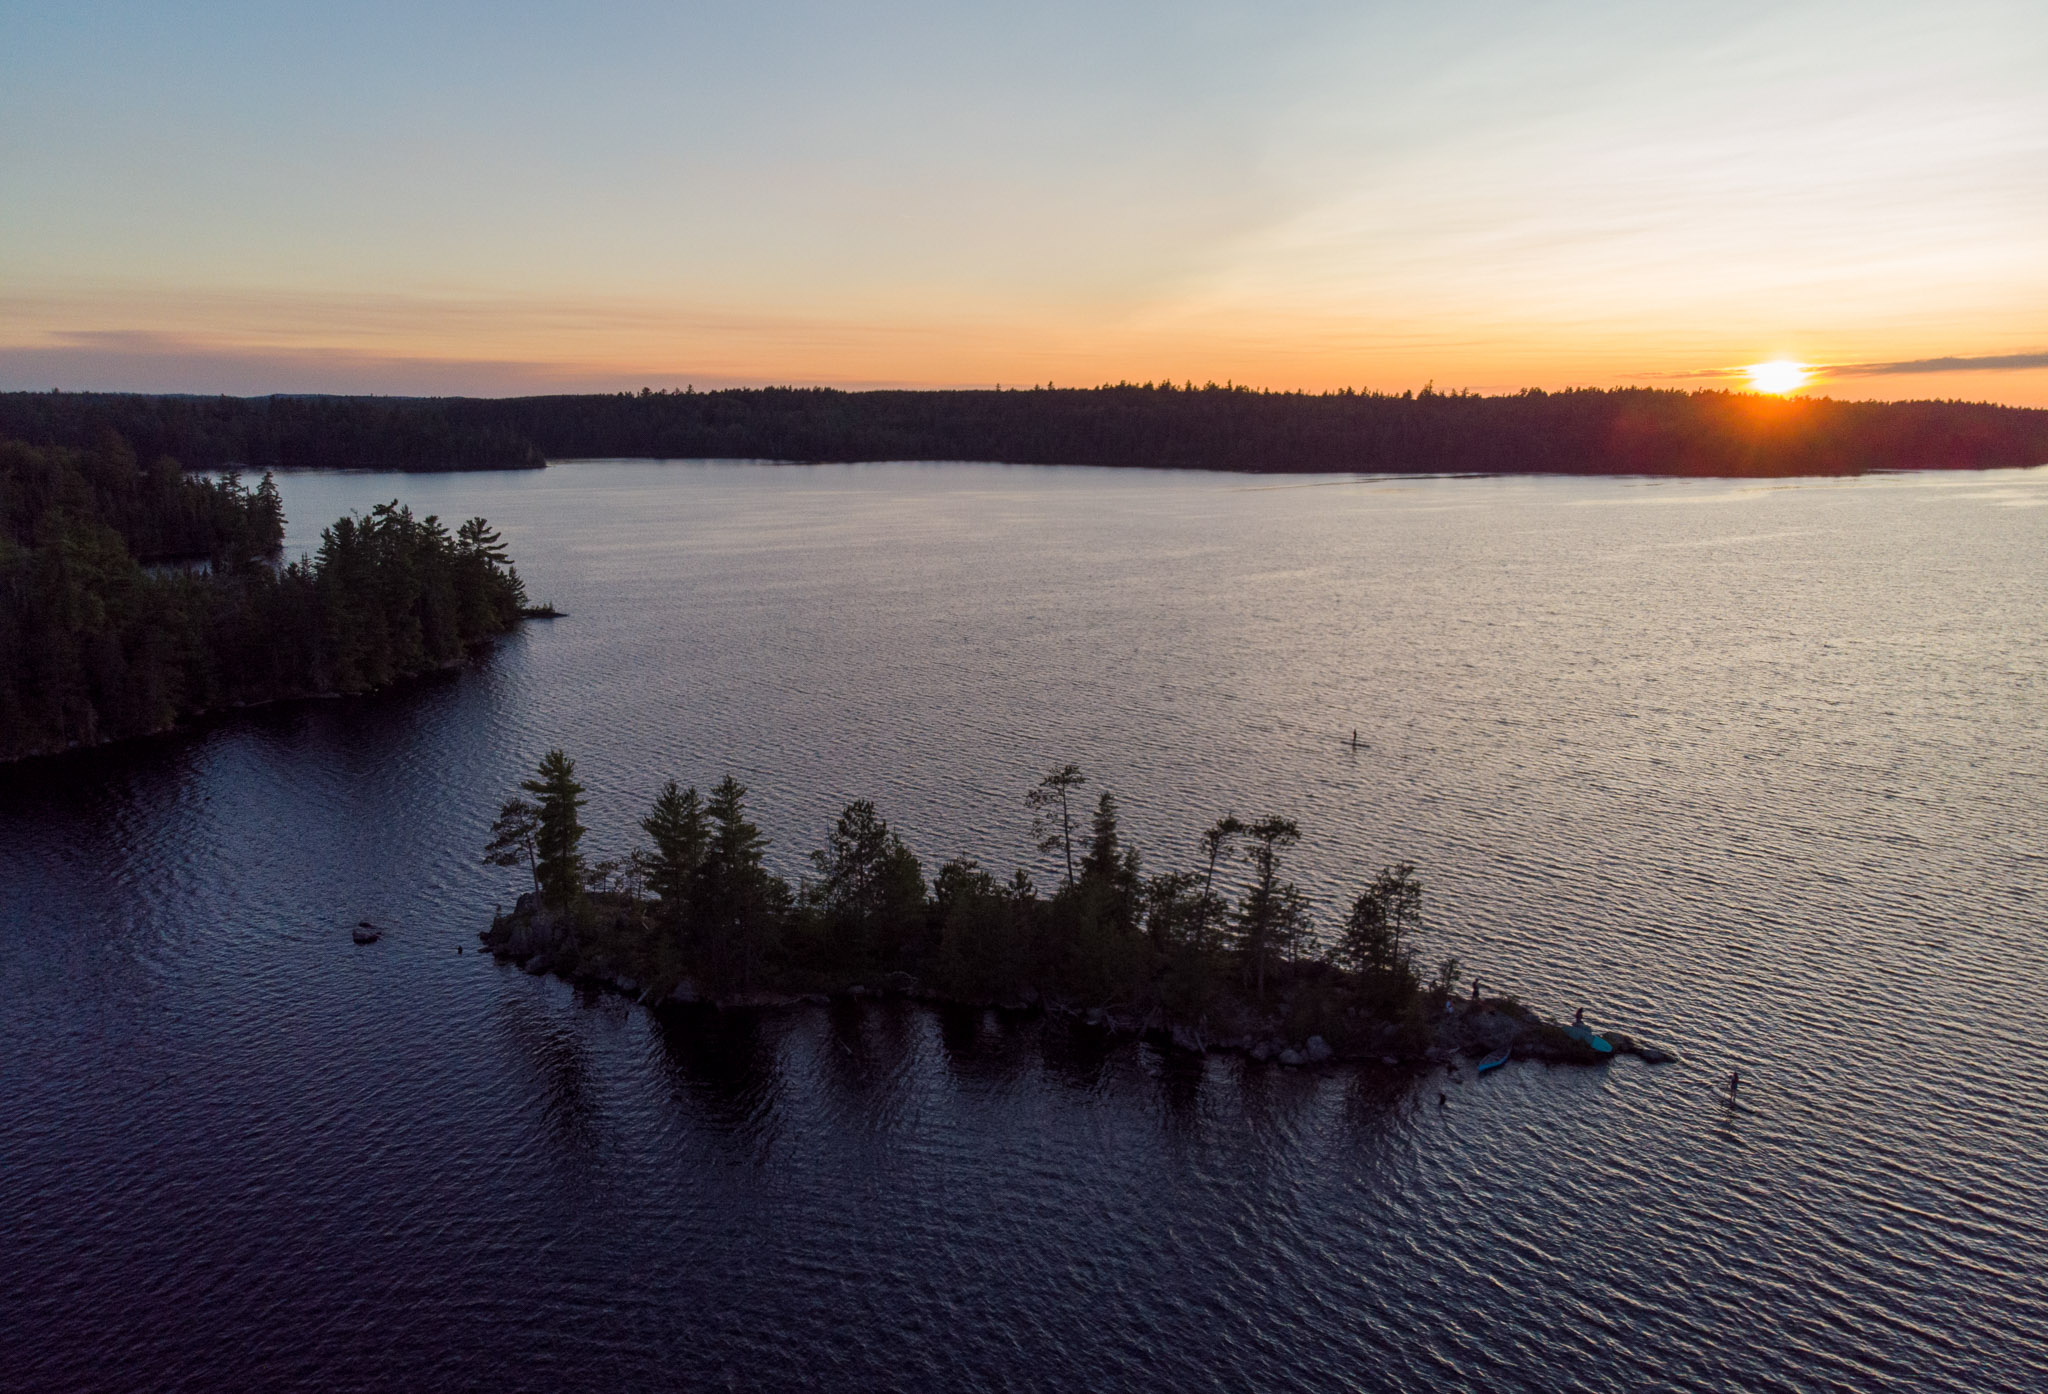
xmin=4 ymin=0 xmax=2044 ymax=400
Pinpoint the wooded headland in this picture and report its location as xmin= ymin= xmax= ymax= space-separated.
xmin=0 ymin=436 xmax=532 ymax=762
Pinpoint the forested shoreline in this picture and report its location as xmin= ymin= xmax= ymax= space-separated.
xmin=482 ymin=752 xmax=1670 ymax=1067
xmin=0 ymin=436 xmax=532 ymax=762
xmin=6 ymin=384 xmax=2046 ymax=476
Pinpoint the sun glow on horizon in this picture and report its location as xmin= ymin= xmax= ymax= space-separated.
xmin=1744 ymin=360 xmax=1811 ymax=394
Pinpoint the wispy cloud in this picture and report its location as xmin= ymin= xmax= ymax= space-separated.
xmin=0 ymin=332 xmax=762 ymax=397
xmin=1827 ymin=351 xmax=2048 ymax=377
xmin=0 ymin=328 xmax=980 ymax=397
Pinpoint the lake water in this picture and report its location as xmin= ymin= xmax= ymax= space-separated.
xmin=5 ymin=461 xmax=2045 ymax=1392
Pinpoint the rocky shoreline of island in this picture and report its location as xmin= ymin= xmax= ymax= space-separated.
xmin=499 ymin=929 xmax=1679 ymax=1072
xmin=483 ymin=892 xmax=1679 ymax=1064
xmin=481 ymin=896 xmax=1677 ymax=1070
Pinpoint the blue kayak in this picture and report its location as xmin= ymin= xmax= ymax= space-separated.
xmin=1475 ymin=1048 xmax=1510 ymax=1072
xmin=1566 ymin=1024 xmax=1614 ymax=1053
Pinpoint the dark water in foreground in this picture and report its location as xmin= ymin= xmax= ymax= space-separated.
xmin=5 ymin=462 xmax=2046 ymax=1392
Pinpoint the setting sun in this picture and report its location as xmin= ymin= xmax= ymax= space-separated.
xmin=1745 ymin=360 xmax=1810 ymax=394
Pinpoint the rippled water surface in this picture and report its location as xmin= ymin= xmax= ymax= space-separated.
xmin=5 ymin=461 xmax=2046 ymax=1392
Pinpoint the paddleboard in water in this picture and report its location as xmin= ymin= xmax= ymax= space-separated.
xmin=1565 ymin=1024 xmax=1614 ymax=1053
xmin=1476 ymin=1048 xmax=1510 ymax=1072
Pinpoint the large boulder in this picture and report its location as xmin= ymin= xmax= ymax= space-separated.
xmin=1304 ymin=1036 xmax=1334 ymax=1064
xmin=504 ymin=908 xmax=569 ymax=959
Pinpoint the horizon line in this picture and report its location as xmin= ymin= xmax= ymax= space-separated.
xmin=8 ymin=381 xmax=2048 ymax=412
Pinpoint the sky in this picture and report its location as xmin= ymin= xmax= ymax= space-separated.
xmin=3 ymin=0 xmax=2045 ymax=403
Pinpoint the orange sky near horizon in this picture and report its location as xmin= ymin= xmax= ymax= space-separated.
xmin=4 ymin=1 xmax=2045 ymax=407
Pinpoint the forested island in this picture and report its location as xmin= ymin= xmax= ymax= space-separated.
xmin=483 ymin=752 xmax=1672 ymax=1068
xmin=6 ymin=384 xmax=2046 ymax=476
xmin=0 ymin=435 xmax=533 ymax=761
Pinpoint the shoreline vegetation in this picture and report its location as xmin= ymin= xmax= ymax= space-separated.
xmin=0 ymin=436 xmax=535 ymax=762
xmin=483 ymin=751 xmax=1677 ymax=1071
xmin=7 ymin=384 xmax=2048 ymax=477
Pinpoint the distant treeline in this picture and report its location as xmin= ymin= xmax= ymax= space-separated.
xmin=0 ymin=436 xmax=529 ymax=761
xmin=0 ymin=393 xmax=547 ymax=472
xmin=6 ymin=384 xmax=2047 ymax=476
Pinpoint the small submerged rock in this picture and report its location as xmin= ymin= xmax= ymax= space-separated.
xmin=1564 ymin=1028 xmax=1679 ymax=1065
xmin=351 ymin=921 xmax=381 ymax=945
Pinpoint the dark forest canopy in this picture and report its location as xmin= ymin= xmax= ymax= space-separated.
xmin=0 ymin=436 xmax=529 ymax=762
xmin=5 ymin=384 xmax=2046 ymax=476
xmin=484 ymin=752 xmax=1659 ymax=1069
xmin=486 ymin=753 xmax=1459 ymax=1057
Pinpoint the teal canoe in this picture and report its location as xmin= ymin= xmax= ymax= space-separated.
xmin=1475 ymin=1048 xmax=1510 ymax=1072
xmin=1566 ymin=1024 xmax=1614 ymax=1053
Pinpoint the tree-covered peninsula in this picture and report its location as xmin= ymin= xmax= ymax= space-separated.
xmin=0 ymin=435 xmax=533 ymax=761
xmin=483 ymin=752 xmax=1673 ymax=1068
xmin=7 ymin=384 xmax=2046 ymax=477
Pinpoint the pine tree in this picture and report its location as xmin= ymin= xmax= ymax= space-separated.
xmin=1339 ymin=864 xmax=1423 ymax=983
xmin=250 ymin=472 xmax=285 ymax=554
xmin=1078 ymin=791 xmax=1142 ymax=934
xmin=1235 ymin=816 xmax=1308 ymax=1001
xmin=639 ymin=780 xmax=707 ymax=914
xmin=689 ymin=776 xmax=785 ymax=991
xmin=1189 ymin=814 xmax=1244 ymax=953
xmin=808 ymin=800 xmax=926 ymax=964
xmin=521 ymin=749 xmax=587 ymax=910
xmin=484 ymin=797 xmax=541 ymax=895
xmin=1026 ymin=764 xmax=1086 ymax=887
xmin=1078 ymin=791 xmax=1123 ymax=884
